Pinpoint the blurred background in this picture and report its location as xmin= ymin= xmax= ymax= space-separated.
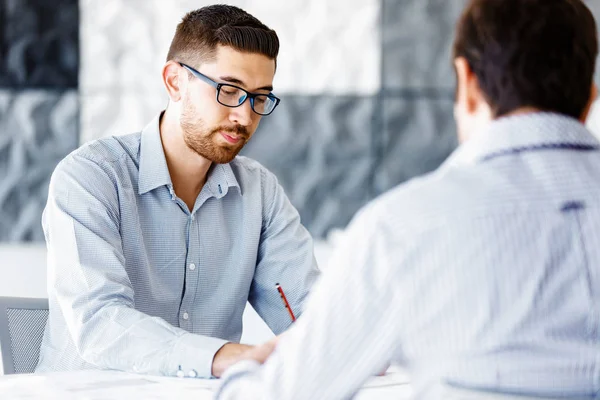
xmin=1 ymin=0 xmax=600 ymax=340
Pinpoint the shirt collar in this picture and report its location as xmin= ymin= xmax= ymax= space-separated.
xmin=205 ymin=162 xmax=242 ymax=198
xmin=447 ymin=112 xmax=600 ymax=167
xmin=138 ymin=113 xmax=172 ymax=195
xmin=138 ymin=112 xmax=242 ymax=197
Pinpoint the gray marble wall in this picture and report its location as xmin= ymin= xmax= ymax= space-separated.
xmin=0 ymin=0 xmax=79 ymax=242
xmin=2 ymin=0 xmax=600 ymax=241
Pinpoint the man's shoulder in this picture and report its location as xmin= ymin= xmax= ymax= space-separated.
xmin=52 ymin=132 xmax=142 ymax=189
xmin=365 ymin=165 xmax=492 ymax=229
xmin=69 ymin=132 xmax=142 ymax=165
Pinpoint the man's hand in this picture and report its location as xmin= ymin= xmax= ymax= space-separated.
xmin=211 ymin=337 xmax=280 ymax=378
xmin=211 ymin=343 xmax=254 ymax=378
xmin=239 ymin=336 xmax=279 ymax=365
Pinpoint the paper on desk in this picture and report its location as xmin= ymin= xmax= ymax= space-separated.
xmin=0 ymin=370 xmax=218 ymax=400
xmin=57 ymin=371 xmax=218 ymax=399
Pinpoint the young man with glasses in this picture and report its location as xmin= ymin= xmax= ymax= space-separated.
xmin=36 ymin=5 xmax=319 ymax=379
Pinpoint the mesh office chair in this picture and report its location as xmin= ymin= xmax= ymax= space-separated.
xmin=0 ymin=297 xmax=49 ymax=375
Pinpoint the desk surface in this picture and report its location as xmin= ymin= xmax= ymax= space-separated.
xmin=0 ymin=369 xmax=412 ymax=400
xmin=0 ymin=368 xmax=565 ymax=399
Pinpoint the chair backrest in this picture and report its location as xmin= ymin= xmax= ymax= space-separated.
xmin=0 ymin=297 xmax=49 ymax=375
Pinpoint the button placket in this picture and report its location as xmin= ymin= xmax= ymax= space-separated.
xmin=180 ymin=211 xmax=200 ymax=329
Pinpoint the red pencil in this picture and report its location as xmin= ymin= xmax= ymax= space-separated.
xmin=275 ymin=283 xmax=296 ymax=322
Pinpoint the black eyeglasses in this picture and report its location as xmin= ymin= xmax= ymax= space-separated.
xmin=179 ymin=62 xmax=281 ymax=116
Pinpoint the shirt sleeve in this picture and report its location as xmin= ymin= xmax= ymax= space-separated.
xmin=247 ymin=169 xmax=321 ymax=334
xmin=216 ymin=204 xmax=408 ymax=399
xmin=44 ymin=154 xmax=227 ymax=378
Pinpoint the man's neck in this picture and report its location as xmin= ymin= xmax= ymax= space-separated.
xmin=459 ymin=106 xmax=543 ymax=144
xmin=159 ymin=109 xmax=212 ymax=211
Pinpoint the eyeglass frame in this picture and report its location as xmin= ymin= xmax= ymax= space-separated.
xmin=179 ymin=62 xmax=281 ymax=116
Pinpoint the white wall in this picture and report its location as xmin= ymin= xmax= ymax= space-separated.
xmin=0 ymin=245 xmax=48 ymax=298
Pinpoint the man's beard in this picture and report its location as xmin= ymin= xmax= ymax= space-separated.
xmin=180 ymin=100 xmax=250 ymax=164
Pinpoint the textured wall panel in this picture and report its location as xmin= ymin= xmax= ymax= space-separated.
xmin=382 ymin=0 xmax=468 ymax=91
xmin=202 ymin=0 xmax=381 ymax=95
xmin=381 ymin=0 xmax=600 ymax=91
xmin=80 ymin=92 xmax=168 ymax=144
xmin=0 ymin=90 xmax=78 ymax=241
xmin=0 ymin=0 xmax=79 ymax=88
xmin=241 ymin=96 xmax=375 ymax=237
xmin=79 ymin=0 xmax=179 ymax=95
xmin=80 ymin=0 xmax=380 ymax=98
xmin=374 ymin=96 xmax=458 ymax=195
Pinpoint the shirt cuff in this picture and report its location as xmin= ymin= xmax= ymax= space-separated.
xmin=165 ymin=333 xmax=229 ymax=378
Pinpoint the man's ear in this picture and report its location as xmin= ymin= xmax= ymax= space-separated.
xmin=163 ymin=61 xmax=185 ymax=102
xmin=454 ymin=57 xmax=482 ymax=115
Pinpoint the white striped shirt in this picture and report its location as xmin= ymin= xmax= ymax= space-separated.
xmin=36 ymin=113 xmax=320 ymax=378
xmin=217 ymin=113 xmax=600 ymax=399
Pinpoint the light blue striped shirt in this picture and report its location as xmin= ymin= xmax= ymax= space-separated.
xmin=217 ymin=113 xmax=600 ymax=399
xmin=36 ymin=113 xmax=320 ymax=378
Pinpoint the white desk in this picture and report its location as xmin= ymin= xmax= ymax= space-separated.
xmin=0 ymin=368 xmax=571 ymax=399
xmin=0 ymin=369 xmax=412 ymax=400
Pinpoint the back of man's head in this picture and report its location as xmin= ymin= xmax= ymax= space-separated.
xmin=453 ymin=0 xmax=598 ymax=119
xmin=166 ymin=5 xmax=279 ymax=67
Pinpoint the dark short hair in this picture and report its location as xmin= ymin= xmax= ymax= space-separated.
xmin=166 ymin=5 xmax=279 ymax=67
xmin=452 ymin=0 xmax=598 ymax=119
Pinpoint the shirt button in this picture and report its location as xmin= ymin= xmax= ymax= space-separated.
xmin=182 ymin=312 xmax=189 ymax=320
xmin=189 ymin=263 xmax=196 ymax=271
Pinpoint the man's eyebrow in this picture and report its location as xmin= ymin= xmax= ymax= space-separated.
xmin=219 ymin=75 xmax=273 ymax=92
